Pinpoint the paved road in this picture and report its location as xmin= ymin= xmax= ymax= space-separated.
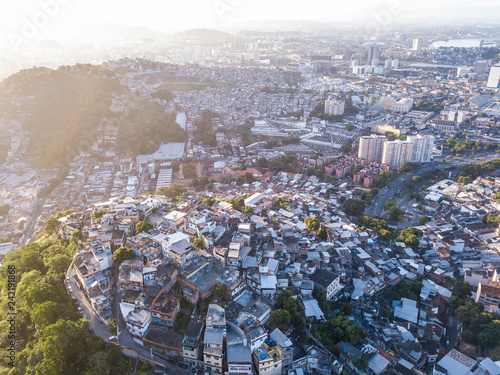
xmin=366 ymin=154 xmax=498 ymax=218
xmin=67 ymin=267 xmax=112 ymax=341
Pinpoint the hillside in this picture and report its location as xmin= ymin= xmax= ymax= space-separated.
xmin=0 ymin=64 xmax=123 ymax=168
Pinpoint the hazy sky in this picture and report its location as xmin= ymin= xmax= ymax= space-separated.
xmin=0 ymin=0 xmax=499 ymax=49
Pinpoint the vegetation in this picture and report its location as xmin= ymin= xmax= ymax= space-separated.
xmin=193 ymin=110 xmax=219 ymax=147
xmin=458 ymin=159 xmax=500 ymax=180
xmin=391 ymin=278 xmax=423 ymax=301
xmin=174 ymin=312 xmax=190 ymax=331
xmin=388 ymin=206 xmax=405 ymax=222
xmin=446 ymin=139 xmax=498 ymax=156
xmin=113 ymin=247 xmax=136 ymax=264
xmin=136 ymin=221 xmax=153 ymax=234
xmin=273 ymin=290 xmax=306 ymax=331
xmin=0 ymin=231 xmax=136 ymax=373
xmin=271 ymin=309 xmax=291 ymax=331
xmin=413 ymin=99 xmax=445 ymax=113
xmin=202 ymin=198 xmax=218 ymax=207
xmin=304 ymin=217 xmax=320 ymax=232
xmin=151 ymin=87 xmax=174 ymax=102
xmin=157 ymin=183 xmax=187 ymax=199
xmin=230 ymin=196 xmax=245 ymax=212
xmin=0 ymin=64 xmax=123 ymax=168
xmin=193 ymin=237 xmax=205 ymax=250
xmin=418 ymin=216 xmax=431 ymax=225
xmin=269 ymin=154 xmax=300 ymax=173
xmin=457 ymin=302 xmax=500 ymax=349
xmin=317 ymin=315 xmax=364 ymax=353
xmin=91 ymin=210 xmax=107 ymax=220
xmin=396 ymin=227 xmax=423 ymax=251
xmin=482 ymin=213 xmax=500 ymax=228
xmin=117 ymin=103 xmax=186 ymax=155
xmin=244 ymin=206 xmax=254 ymax=216
xmin=397 ymin=162 xmax=420 ymax=174
xmin=374 ymin=171 xmax=396 ymax=188
xmin=342 ymin=199 xmax=366 ymax=217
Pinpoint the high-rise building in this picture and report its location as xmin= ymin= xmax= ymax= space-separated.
xmin=358 ymin=134 xmax=387 ymax=163
xmin=412 ymin=38 xmax=422 ymax=51
xmin=391 ymin=59 xmax=399 ymax=69
xmin=366 ymin=44 xmax=379 ymax=66
xmin=487 ymin=64 xmax=500 ymax=88
xmin=407 ymin=135 xmax=434 ymax=163
xmin=475 ymin=60 xmax=489 ymax=75
xmin=324 ymin=96 xmax=345 ymax=116
xmin=382 ymin=140 xmax=414 ymax=169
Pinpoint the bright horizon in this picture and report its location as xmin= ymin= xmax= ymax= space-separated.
xmin=0 ymin=0 xmax=499 ymax=50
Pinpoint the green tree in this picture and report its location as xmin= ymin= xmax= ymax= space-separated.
xmin=317 ymin=227 xmax=328 ymax=240
xmin=418 ymin=216 xmax=431 ymax=225
xmin=193 ymin=237 xmax=205 ymax=250
xmin=257 ymin=157 xmax=269 ymax=168
xmin=232 ymin=196 xmax=245 ymax=212
xmin=379 ymin=229 xmax=392 ymax=241
xmin=388 ymin=206 xmax=405 ymax=221
xmin=374 ymin=171 xmax=395 ymax=188
xmin=244 ymin=206 xmax=255 ymax=215
xmin=482 ymin=213 xmax=500 ymax=228
xmin=44 ymin=217 xmax=61 ymax=236
xmin=203 ymin=198 xmax=217 ymax=207
xmin=135 ymin=221 xmax=153 ymax=234
xmin=343 ymin=199 xmax=365 ymax=217
xmin=70 ymin=230 xmax=84 ymax=244
xmin=91 ymin=210 xmax=107 ymax=219
xmin=304 ymin=217 xmax=320 ymax=231
xmin=457 ymin=175 xmax=471 ymax=185
xmin=276 ymin=290 xmax=293 ymax=309
xmin=271 ymin=309 xmax=291 ymax=330
xmin=397 ymin=162 xmax=420 ymax=174
xmin=354 ymin=353 xmax=369 ymax=369
xmin=157 ymin=183 xmax=187 ymax=198
xmin=30 ymin=301 xmax=63 ymax=330
xmin=113 ymin=247 xmax=136 ymax=264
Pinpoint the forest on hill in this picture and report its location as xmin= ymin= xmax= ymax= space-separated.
xmin=0 ymin=64 xmax=123 ymax=168
xmin=116 ymin=102 xmax=187 ymax=156
xmin=0 ymin=215 xmax=148 ymax=375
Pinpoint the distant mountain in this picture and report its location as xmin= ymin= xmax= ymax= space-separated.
xmin=225 ymin=19 xmax=331 ymax=32
xmin=37 ymin=39 xmax=63 ymax=49
xmin=171 ymin=28 xmax=236 ymax=43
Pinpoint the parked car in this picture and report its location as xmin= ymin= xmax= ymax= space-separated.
xmin=68 ymin=286 xmax=73 ymax=293
xmin=109 ymin=336 xmax=117 ymax=342
xmin=178 ymin=363 xmax=188 ymax=369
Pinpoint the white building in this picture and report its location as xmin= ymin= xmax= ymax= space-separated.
xmin=412 ymin=38 xmax=422 ymax=51
xmin=487 ymin=64 xmax=500 ymax=89
xmin=457 ymin=67 xmax=471 ymax=78
xmin=125 ymin=308 xmax=152 ymax=337
xmin=324 ymin=96 xmax=345 ymax=116
xmin=392 ymin=98 xmax=414 ymax=114
xmin=358 ymin=134 xmax=388 ymax=162
xmin=382 ymin=140 xmax=414 ymax=169
xmin=407 ymin=134 xmax=434 ymax=163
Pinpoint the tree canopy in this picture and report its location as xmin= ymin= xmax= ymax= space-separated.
xmin=136 ymin=221 xmax=153 ymax=234
xmin=157 ymin=183 xmax=187 ymax=198
xmin=113 ymin=247 xmax=136 ymax=264
xmin=343 ymin=199 xmax=366 ymax=217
